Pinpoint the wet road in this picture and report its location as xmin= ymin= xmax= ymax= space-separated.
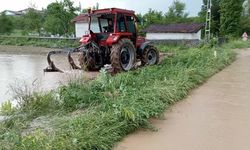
xmin=0 ymin=53 xmax=98 ymax=104
xmin=115 ymin=49 xmax=250 ymax=150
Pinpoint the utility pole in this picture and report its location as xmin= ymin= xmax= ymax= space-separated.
xmin=205 ymin=0 xmax=212 ymax=42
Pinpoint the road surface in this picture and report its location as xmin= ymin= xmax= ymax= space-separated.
xmin=115 ymin=49 xmax=250 ymax=150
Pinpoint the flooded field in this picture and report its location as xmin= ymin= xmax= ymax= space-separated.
xmin=0 ymin=46 xmax=98 ymax=104
xmin=0 ymin=45 xmax=167 ymax=105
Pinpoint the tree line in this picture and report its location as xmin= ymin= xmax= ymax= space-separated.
xmin=0 ymin=0 xmax=248 ymax=38
xmin=0 ymin=0 xmax=79 ymax=37
xmin=199 ymin=0 xmax=247 ymax=37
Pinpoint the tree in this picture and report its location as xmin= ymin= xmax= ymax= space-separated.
xmin=11 ymin=16 xmax=25 ymax=31
xmin=220 ymin=0 xmax=243 ymax=36
xmin=0 ymin=14 xmax=13 ymax=34
xmin=239 ymin=16 xmax=250 ymax=34
xmin=82 ymin=9 xmax=89 ymax=13
xmin=165 ymin=0 xmax=188 ymax=23
xmin=239 ymin=0 xmax=250 ymax=34
xmin=210 ymin=0 xmax=221 ymax=35
xmin=23 ymin=8 xmax=43 ymax=35
xmin=143 ymin=9 xmax=164 ymax=27
xmin=139 ymin=1 xmax=190 ymax=30
xmin=44 ymin=0 xmax=79 ymax=36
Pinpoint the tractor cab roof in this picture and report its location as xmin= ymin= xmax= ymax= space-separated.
xmin=91 ymin=8 xmax=135 ymax=16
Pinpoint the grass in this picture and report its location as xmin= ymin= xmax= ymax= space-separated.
xmin=0 ymin=39 xmax=249 ymax=149
xmin=0 ymin=36 xmax=79 ymax=48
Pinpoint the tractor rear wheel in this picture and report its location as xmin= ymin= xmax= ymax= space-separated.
xmin=141 ymin=46 xmax=159 ymax=66
xmin=111 ymin=38 xmax=136 ymax=72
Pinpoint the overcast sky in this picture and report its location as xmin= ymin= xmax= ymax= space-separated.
xmin=0 ymin=0 xmax=202 ymax=16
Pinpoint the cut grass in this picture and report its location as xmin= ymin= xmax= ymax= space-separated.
xmin=0 ymin=40 xmax=247 ymax=150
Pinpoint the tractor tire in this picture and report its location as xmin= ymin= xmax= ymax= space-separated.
xmin=141 ymin=46 xmax=159 ymax=66
xmin=79 ymin=52 xmax=102 ymax=71
xmin=110 ymin=38 xmax=136 ymax=72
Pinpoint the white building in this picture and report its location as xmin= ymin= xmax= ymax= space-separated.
xmin=72 ymin=14 xmax=89 ymax=38
xmin=145 ymin=23 xmax=204 ymax=42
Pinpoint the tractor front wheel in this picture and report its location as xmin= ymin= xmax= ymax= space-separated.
xmin=111 ymin=38 xmax=136 ymax=72
xmin=141 ymin=46 xmax=159 ymax=66
xmin=79 ymin=52 xmax=103 ymax=71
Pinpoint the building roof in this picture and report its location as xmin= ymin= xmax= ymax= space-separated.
xmin=72 ymin=14 xmax=89 ymax=23
xmin=145 ymin=23 xmax=205 ymax=33
xmin=1 ymin=10 xmax=23 ymax=16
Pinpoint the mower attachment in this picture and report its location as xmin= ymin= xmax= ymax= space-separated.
xmin=44 ymin=47 xmax=83 ymax=73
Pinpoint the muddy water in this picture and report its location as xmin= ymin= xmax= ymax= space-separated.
xmin=115 ymin=49 xmax=250 ymax=150
xmin=0 ymin=53 xmax=98 ymax=104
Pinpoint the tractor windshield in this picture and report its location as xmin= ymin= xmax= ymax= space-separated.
xmin=90 ymin=14 xmax=115 ymax=33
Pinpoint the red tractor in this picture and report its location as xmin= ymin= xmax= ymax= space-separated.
xmin=44 ymin=8 xmax=159 ymax=73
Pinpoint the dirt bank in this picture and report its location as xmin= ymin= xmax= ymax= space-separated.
xmin=115 ymin=49 xmax=250 ymax=150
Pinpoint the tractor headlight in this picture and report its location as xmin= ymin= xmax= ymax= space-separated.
xmin=112 ymin=36 xmax=118 ymax=41
xmin=79 ymin=37 xmax=85 ymax=42
xmin=110 ymin=34 xmax=119 ymax=42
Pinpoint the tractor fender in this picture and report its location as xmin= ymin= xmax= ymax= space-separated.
xmin=138 ymin=41 xmax=153 ymax=56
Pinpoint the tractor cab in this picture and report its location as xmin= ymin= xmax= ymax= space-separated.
xmin=80 ymin=8 xmax=141 ymax=48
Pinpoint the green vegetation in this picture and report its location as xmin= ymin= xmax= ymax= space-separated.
xmin=220 ymin=0 xmax=243 ymax=36
xmin=0 ymin=0 xmax=79 ymax=37
xmin=199 ymin=0 xmax=221 ymax=35
xmin=44 ymin=0 xmax=79 ymax=36
xmin=165 ymin=0 xmax=189 ymax=23
xmin=200 ymin=0 xmax=249 ymax=37
xmin=138 ymin=0 xmax=194 ymax=29
xmin=0 ymin=36 xmax=79 ymax=48
xmin=240 ymin=0 xmax=250 ymax=35
xmin=221 ymin=39 xmax=250 ymax=49
xmin=23 ymin=9 xmax=43 ymax=35
xmin=1 ymin=40 xmax=247 ymax=149
xmin=0 ymin=14 xmax=14 ymax=34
